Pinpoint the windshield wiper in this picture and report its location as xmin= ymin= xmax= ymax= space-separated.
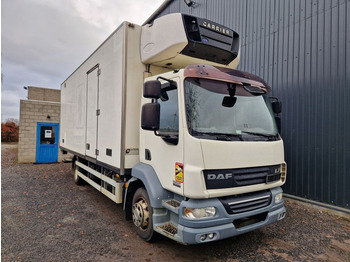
xmin=241 ymin=131 xmax=278 ymax=140
xmin=192 ymin=131 xmax=244 ymax=141
xmin=214 ymin=133 xmax=244 ymax=141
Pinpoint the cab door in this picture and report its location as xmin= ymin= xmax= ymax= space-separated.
xmin=140 ymin=77 xmax=184 ymax=195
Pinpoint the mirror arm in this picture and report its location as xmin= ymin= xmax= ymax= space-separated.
xmin=157 ymin=76 xmax=175 ymax=84
xmin=227 ymin=83 xmax=236 ymax=97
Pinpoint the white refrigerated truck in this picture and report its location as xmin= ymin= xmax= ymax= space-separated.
xmin=60 ymin=13 xmax=287 ymax=244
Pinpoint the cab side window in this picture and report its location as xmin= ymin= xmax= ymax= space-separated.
xmin=159 ymin=87 xmax=179 ymax=136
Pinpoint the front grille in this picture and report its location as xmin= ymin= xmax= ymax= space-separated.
xmin=203 ymin=165 xmax=281 ymax=189
xmin=235 ymin=168 xmax=268 ymax=185
xmin=219 ymin=190 xmax=271 ymax=214
xmin=234 ymin=166 xmax=280 ymax=186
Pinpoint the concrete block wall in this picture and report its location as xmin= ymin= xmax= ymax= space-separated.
xmin=18 ymin=100 xmax=64 ymax=163
xmin=27 ymin=86 xmax=60 ymax=102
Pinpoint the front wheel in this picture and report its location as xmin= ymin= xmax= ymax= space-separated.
xmin=132 ymin=187 xmax=155 ymax=241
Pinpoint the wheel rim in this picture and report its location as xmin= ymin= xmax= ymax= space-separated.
xmin=132 ymin=199 xmax=150 ymax=229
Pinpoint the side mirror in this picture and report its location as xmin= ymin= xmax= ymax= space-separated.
xmin=143 ymin=80 xmax=161 ymax=99
xmin=222 ymin=96 xmax=237 ymax=107
xmin=141 ymin=103 xmax=160 ymax=131
xmin=271 ymin=100 xmax=282 ymax=114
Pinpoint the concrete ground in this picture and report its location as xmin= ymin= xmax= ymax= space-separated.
xmin=1 ymin=144 xmax=350 ymax=261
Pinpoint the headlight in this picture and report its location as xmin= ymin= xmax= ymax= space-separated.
xmin=184 ymin=207 xmax=216 ymax=219
xmin=275 ymin=193 xmax=283 ymax=204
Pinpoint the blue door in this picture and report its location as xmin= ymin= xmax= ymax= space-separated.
xmin=36 ymin=123 xmax=59 ymax=163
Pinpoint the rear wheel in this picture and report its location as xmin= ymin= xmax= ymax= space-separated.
xmin=132 ymin=187 xmax=155 ymax=241
xmin=73 ymin=160 xmax=85 ymax=185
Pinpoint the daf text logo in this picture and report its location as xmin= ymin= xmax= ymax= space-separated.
xmin=202 ymin=21 xmax=231 ymax=36
xmin=207 ymin=173 xmax=233 ymax=180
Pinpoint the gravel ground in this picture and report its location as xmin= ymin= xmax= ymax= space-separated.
xmin=2 ymin=144 xmax=350 ymax=262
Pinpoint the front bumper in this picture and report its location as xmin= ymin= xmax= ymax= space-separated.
xmin=179 ymin=204 xmax=285 ymax=244
xmin=163 ymin=187 xmax=286 ymax=245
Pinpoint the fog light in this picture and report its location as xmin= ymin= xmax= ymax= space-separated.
xmin=200 ymin=234 xmax=207 ymax=241
xmin=208 ymin=233 xmax=215 ymax=239
xmin=275 ymin=193 xmax=283 ymax=204
xmin=278 ymin=211 xmax=286 ymax=221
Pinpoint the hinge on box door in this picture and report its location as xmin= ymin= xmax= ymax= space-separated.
xmin=96 ymin=109 xmax=100 ymax=116
xmin=95 ymin=149 xmax=99 ymax=156
xmin=98 ymin=69 xmax=101 ymax=76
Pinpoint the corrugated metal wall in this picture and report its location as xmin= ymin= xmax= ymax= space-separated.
xmin=154 ymin=0 xmax=350 ymax=210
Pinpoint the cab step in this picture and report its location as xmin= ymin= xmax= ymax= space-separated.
xmin=162 ymin=199 xmax=181 ymax=214
xmin=157 ymin=223 xmax=178 ymax=236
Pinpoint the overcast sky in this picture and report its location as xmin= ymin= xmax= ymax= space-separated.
xmin=1 ymin=0 xmax=165 ymax=122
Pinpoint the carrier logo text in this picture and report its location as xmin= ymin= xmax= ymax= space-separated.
xmin=202 ymin=21 xmax=231 ymax=35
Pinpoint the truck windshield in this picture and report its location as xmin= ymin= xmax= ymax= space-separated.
xmin=184 ymin=78 xmax=279 ymax=141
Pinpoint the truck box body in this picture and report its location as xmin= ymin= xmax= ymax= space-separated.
xmin=61 ymin=23 xmax=167 ymax=173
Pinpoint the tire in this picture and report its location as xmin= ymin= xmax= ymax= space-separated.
xmin=132 ymin=187 xmax=155 ymax=241
xmin=73 ymin=161 xmax=85 ymax=185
